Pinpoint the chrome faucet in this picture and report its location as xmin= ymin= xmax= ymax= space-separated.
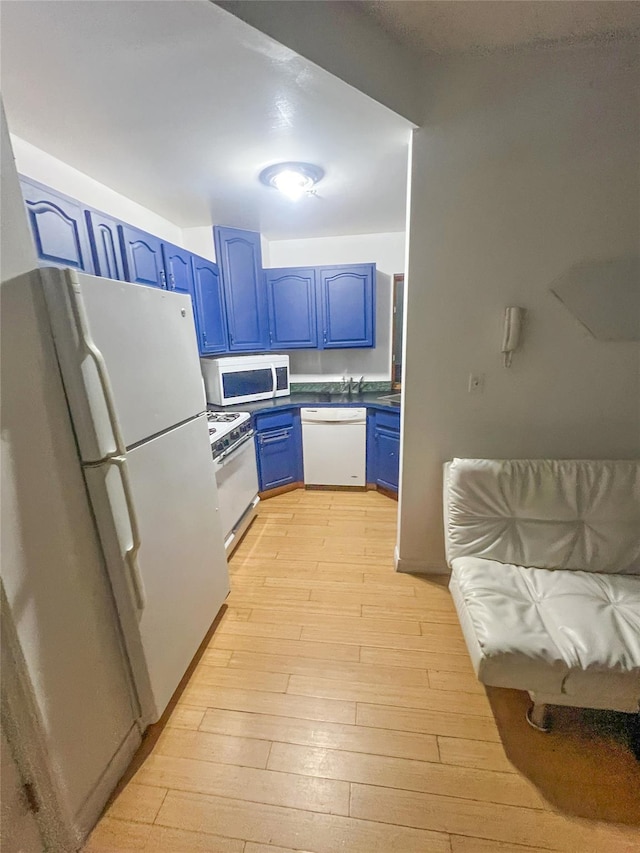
xmin=347 ymin=376 xmax=364 ymax=395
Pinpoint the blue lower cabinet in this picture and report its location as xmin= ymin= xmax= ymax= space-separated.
xmin=265 ymin=267 xmax=318 ymax=348
xmin=20 ymin=176 xmax=93 ymax=273
xmin=374 ymin=427 xmax=400 ymax=491
xmin=191 ymin=256 xmax=228 ymax=354
xmin=85 ymin=210 xmax=125 ymax=280
xmin=255 ymin=411 xmax=302 ymax=492
xmin=118 ymin=224 xmax=166 ymax=288
xmin=367 ymin=409 xmax=400 ymax=493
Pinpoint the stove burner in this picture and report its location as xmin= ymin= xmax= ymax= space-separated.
xmin=207 ymin=412 xmax=241 ymax=423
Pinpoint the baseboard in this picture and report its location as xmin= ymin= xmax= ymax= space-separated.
xmin=394 ymin=545 xmax=450 ymax=575
xmin=259 ymin=482 xmax=397 ymax=500
xmin=304 ymin=484 xmax=367 ymax=492
xmin=377 ymin=485 xmax=398 ymax=501
xmin=259 ymin=482 xmax=303 ymax=499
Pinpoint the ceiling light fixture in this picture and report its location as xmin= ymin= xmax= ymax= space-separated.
xmin=259 ymin=162 xmax=324 ymax=201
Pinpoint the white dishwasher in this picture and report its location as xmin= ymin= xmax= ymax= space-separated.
xmin=301 ymin=408 xmax=367 ymax=486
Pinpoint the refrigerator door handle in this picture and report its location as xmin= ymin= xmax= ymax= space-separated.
xmin=110 ymin=454 xmax=146 ymax=611
xmin=67 ymin=274 xmax=126 ymax=455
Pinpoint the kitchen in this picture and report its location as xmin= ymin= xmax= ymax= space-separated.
xmin=4 ymin=1 xmax=640 ymax=851
xmin=1 ymin=1 xmax=410 ymax=849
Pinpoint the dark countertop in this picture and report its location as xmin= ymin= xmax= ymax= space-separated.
xmin=208 ymin=391 xmax=401 ymax=415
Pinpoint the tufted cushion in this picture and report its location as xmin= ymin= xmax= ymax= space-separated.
xmin=450 ymin=556 xmax=640 ymax=711
xmin=444 ymin=459 xmax=640 ymax=575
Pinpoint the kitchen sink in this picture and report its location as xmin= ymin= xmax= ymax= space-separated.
xmin=377 ymin=393 xmax=402 ymax=403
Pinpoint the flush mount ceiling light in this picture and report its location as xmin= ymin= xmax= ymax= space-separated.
xmin=259 ymin=162 xmax=324 ymax=201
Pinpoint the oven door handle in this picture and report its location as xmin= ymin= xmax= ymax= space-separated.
xmin=215 ymin=431 xmax=255 ymax=464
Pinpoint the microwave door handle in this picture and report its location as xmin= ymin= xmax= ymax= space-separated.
xmin=270 ymin=363 xmax=277 ymax=398
xmin=66 ymin=274 xmax=126 ymax=456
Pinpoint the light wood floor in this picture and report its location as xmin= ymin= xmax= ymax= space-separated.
xmin=86 ymin=490 xmax=640 ymax=853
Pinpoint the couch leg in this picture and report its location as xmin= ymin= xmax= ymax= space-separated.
xmin=526 ymin=702 xmax=552 ymax=732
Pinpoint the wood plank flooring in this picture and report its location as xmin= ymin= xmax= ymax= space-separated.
xmin=85 ymin=489 xmax=640 ymax=853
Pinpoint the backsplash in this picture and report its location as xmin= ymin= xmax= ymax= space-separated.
xmin=290 ymin=381 xmax=392 ymax=393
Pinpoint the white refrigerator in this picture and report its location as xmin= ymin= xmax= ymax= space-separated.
xmin=41 ymin=266 xmax=230 ymax=727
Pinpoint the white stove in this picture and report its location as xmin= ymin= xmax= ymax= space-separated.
xmin=206 ymin=411 xmax=259 ymax=554
xmin=206 ymin=411 xmax=252 ymax=461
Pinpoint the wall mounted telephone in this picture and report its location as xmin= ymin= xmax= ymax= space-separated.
xmin=501 ymin=306 xmax=526 ymax=367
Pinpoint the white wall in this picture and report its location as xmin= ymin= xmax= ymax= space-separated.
xmin=398 ymin=42 xmax=640 ymax=573
xmin=268 ymin=232 xmax=405 ymax=382
xmin=217 ymin=0 xmax=424 ymax=125
xmin=11 ymin=135 xmax=183 ymax=245
xmin=181 ymin=226 xmax=216 ymax=262
xmin=1 ymin=118 xmax=36 ymax=281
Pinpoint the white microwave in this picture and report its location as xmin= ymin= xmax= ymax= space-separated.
xmin=200 ymin=354 xmax=290 ymax=406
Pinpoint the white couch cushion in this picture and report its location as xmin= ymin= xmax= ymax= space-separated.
xmin=450 ymin=556 xmax=640 ymax=711
xmin=444 ymin=459 xmax=640 ymax=575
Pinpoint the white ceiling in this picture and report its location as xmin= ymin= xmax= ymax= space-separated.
xmin=0 ymin=1 xmax=411 ymax=239
xmin=359 ymin=1 xmax=640 ymax=56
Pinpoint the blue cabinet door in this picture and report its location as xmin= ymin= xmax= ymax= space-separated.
xmin=374 ymin=426 xmax=400 ymax=491
xmin=256 ymin=426 xmax=299 ymax=491
xmin=118 ymin=224 xmax=166 ymax=288
xmin=368 ymin=409 xmax=400 ymax=493
xmin=255 ymin=410 xmax=302 ymax=492
xmin=214 ymin=226 xmax=268 ymax=352
xmin=265 ymin=267 xmax=318 ymax=348
xmin=319 ymin=264 xmax=375 ymax=348
xmin=85 ymin=210 xmax=125 ymax=280
xmin=163 ymin=243 xmax=193 ymax=295
xmin=19 ymin=176 xmax=93 ymax=272
xmin=191 ymin=256 xmax=228 ymax=355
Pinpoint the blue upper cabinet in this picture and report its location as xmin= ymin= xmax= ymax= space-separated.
xmin=214 ymin=226 xmax=269 ymax=352
xmin=191 ymin=256 xmax=228 ymax=355
xmin=265 ymin=267 xmax=318 ymax=349
xmin=118 ymin=224 xmax=166 ymax=288
xmin=19 ymin=176 xmax=93 ymax=273
xmin=85 ymin=210 xmax=125 ymax=280
xmin=163 ymin=243 xmax=193 ymax=295
xmin=319 ymin=264 xmax=375 ymax=348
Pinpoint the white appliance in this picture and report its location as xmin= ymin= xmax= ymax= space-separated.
xmin=206 ymin=411 xmax=259 ymax=553
xmin=41 ymin=267 xmax=230 ymax=727
xmin=301 ymin=408 xmax=367 ymax=486
xmin=201 ymin=353 xmax=290 ymax=406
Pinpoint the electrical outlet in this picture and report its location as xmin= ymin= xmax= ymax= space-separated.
xmin=468 ymin=373 xmax=485 ymax=394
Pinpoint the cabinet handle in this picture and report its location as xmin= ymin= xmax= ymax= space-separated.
xmin=323 ymin=330 xmax=327 ymax=344
xmin=160 ymin=269 xmax=166 ymax=288
xmin=259 ymin=429 xmax=291 ymax=445
xmin=170 ymin=273 xmax=176 ymax=288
